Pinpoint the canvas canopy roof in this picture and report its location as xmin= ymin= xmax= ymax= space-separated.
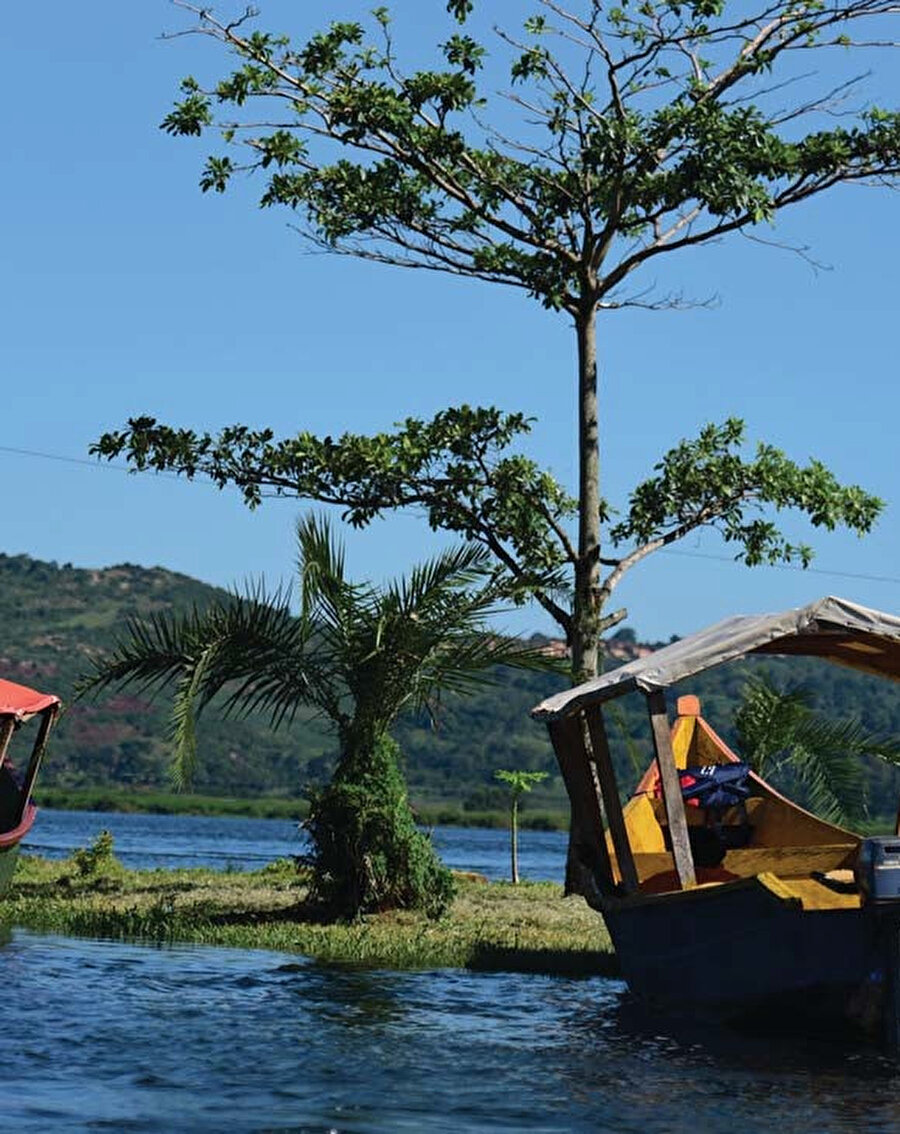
xmin=532 ymin=596 xmax=900 ymax=722
xmin=0 ymin=679 xmax=60 ymax=722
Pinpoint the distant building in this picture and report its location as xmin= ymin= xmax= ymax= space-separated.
xmin=535 ymin=636 xmax=653 ymax=663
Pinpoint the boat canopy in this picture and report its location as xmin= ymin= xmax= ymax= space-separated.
xmin=0 ymin=679 xmax=61 ymax=722
xmin=533 ymin=596 xmax=900 ymax=722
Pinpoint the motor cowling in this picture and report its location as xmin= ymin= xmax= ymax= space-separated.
xmin=856 ymin=837 xmax=900 ymax=903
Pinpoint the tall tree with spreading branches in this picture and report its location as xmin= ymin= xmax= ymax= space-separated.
xmin=95 ymin=0 xmax=897 ymax=681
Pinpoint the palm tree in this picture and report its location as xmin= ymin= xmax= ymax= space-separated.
xmin=733 ymin=675 xmax=900 ymax=826
xmin=80 ymin=515 xmax=555 ymax=918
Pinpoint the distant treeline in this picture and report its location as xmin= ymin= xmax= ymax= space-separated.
xmin=3 ymin=553 xmax=900 ymax=819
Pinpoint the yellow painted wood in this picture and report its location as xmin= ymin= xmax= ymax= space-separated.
xmin=604 ymin=696 xmax=867 ymax=910
xmin=619 ymin=794 xmax=666 ymax=853
xmin=780 ymin=877 xmax=862 ymax=911
xmin=724 ymin=844 xmax=858 ymax=876
xmin=755 ymin=871 xmax=803 ymax=903
xmin=670 ymin=715 xmax=695 ymax=770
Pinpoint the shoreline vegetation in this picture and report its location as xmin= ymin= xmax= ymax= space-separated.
xmin=3 ymin=850 xmax=614 ymax=977
xmin=33 ymin=787 xmax=570 ymax=831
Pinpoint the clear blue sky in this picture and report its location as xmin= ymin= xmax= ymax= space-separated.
xmin=3 ymin=1 xmax=899 ymax=642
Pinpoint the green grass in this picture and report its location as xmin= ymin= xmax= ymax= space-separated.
xmin=2 ymin=852 xmax=614 ymax=976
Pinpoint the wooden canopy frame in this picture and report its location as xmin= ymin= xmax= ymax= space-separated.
xmin=547 ymin=690 xmax=696 ymax=899
xmin=536 ymin=596 xmax=900 ymax=901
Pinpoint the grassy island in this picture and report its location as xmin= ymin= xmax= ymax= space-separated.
xmin=2 ymin=851 xmax=614 ymax=977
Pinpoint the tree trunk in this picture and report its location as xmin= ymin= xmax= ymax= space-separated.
xmin=571 ymin=304 xmax=601 ymax=685
xmin=563 ymin=303 xmax=603 ymax=895
xmin=510 ymin=796 xmax=519 ymax=884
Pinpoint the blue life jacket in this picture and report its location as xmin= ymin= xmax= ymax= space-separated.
xmin=679 ymin=762 xmax=752 ymax=810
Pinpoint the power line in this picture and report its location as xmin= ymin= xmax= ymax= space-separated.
xmin=660 ymin=547 xmax=900 ymax=587
xmin=2 ymin=441 xmax=899 ymax=587
xmin=0 ymin=444 xmax=213 ymax=487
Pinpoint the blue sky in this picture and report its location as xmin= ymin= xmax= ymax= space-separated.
xmin=3 ymin=1 xmax=899 ymax=642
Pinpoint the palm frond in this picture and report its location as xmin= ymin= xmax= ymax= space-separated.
xmin=733 ymin=676 xmax=812 ymax=779
xmin=297 ymin=513 xmax=352 ymax=621
xmin=394 ymin=543 xmax=494 ymax=619
xmin=783 ymin=742 xmax=866 ymax=826
xmin=83 ymin=515 xmax=562 ymax=788
xmin=733 ymin=674 xmax=894 ymax=824
xmin=76 ymin=606 xmax=208 ymax=701
xmin=168 ymin=642 xmax=216 ymax=790
xmin=400 ymin=629 xmax=564 ymax=724
xmin=80 ymin=586 xmax=329 ymax=787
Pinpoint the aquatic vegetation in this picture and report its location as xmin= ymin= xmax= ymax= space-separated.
xmin=2 ymin=853 xmax=614 ymax=976
xmin=71 ymin=829 xmax=121 ymax=878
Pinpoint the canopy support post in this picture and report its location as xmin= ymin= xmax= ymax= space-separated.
xmin=647 ymin=691 xmax=696 ymax=889
xmin=548 ymin=714 xmax=614 ymax=900
xmin=585 ymin=709 xmax=639 ymax=895
xmin=14 ymin=706 xmax=59 ymax=828
xmin=0 ymin=719 xmax=15 ymax=771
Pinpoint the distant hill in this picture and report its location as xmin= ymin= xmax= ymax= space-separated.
xmin=3 ymin=553 xmax=900 ymax=817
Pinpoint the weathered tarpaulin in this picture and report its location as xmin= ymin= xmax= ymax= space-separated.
xmin=532 ymin=596 xmax=900 ymax=722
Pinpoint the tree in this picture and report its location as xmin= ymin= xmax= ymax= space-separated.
xmin=96 ymin=416 xmax=881 ymax=682
xmin=93 ymin=0 xmax=899 ymax=681
xmin=494 ymin=768 xmax=548 ymax=883
xmin=80 ymin=515 xmax=554 ymax=918
xmin=734 ymin=674 xmax=900 ymax=825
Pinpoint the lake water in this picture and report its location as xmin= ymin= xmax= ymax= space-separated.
xmin=10 ymin=811 xmax=900 ymax=1131
xmin=21 ymin=808 xmax=568 ymax=882
xmin=7 ymin=930 xmax=900 ymax=1133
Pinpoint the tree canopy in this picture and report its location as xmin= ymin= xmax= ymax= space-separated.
xmin=162 ymin=0 xmax=900 ymax=314
xmin=96 ymin=0 xmax=899 ymax=682
xmin=95 ymin=411 xmax=883 ymax=652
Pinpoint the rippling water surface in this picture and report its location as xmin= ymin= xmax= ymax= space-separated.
xmin=6 ymin=930 xmax=900 ymax=1133
xmin=12 ymin=813 xmax=900 ymax=1130
xmin=22 ymin=809 xmax=568 ymax=881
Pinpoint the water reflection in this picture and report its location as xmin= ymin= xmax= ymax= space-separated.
xmin=281 ymin=962 xmax=410 ymax=1029
xmin=554 ymin=989 xmax=900 ymax=1133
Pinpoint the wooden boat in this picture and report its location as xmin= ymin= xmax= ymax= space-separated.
xmin=532 ymin=597 xmax=900 ymax=1043
xmin=0 ymin=679 xmax=61 ymax=893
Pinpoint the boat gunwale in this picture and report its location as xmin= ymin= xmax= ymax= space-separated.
xmin=0 ymin=802 xmax=36 ymax=850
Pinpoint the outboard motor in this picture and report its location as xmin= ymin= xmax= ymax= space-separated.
xmin=856 ymin=838 xmax=900 ymax=904
xmin=855 ymin=839 xmax=900 ymax=1051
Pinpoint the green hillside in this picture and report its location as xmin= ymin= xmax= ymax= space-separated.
xmin=0 ymin=555 xmax=333 ymax=798
xmin=3 ymin=553 xmax=900 ymax=820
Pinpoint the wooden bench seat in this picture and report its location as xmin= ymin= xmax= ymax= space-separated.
xmin=625 ymin=844 xmax=859 ymax=885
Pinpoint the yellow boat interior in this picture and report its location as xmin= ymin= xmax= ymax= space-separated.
xmin=609 ymin=695 xmax=864 ymax=911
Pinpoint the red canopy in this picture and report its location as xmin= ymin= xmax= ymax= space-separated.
xmin=0 ymin=678 xmax=60 ymax=721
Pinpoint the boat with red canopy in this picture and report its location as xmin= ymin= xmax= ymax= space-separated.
xmin=0 ymin=678 xmax=61 ymax=892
